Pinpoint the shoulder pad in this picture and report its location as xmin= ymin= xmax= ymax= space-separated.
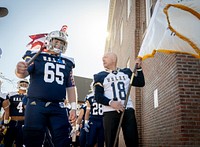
xmin=81 ymin=103 xmax=87 ymax=109
xmin=61 ymin=55 xmax=75 ymax=68
xmin=86 ymin=92 xmax=94 ymax=99
xmin=7 ymin=91 xmax=18 ymax=97
xmin=120 ymin=68 xmax=132 ymax=74
xmin=93 ymin=71 xmax=109 ymax=81
xmin=61 ymin=55 xmax=75 ymax=63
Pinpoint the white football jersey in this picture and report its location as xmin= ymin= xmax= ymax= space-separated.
xmin=98 ymin=69 xmax=134 ymax=112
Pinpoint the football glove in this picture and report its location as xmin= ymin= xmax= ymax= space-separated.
xmin=83 ymin=120 xmax=90 ymax=132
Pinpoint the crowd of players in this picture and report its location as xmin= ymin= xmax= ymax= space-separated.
xmin=0 ymin=26 xmax=105 ymax=147
xmin=0 ymin=26 xmax=145 ymax=147
xmin=0 ymin=79 xmax=104 ymax=147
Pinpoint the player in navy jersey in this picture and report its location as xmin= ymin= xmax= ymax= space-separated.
xmin=2 ymin=79 xmax=29 ymax=147
xmin=84 ymin=89 xmax=104 ymax=147
xmin=15 ymin=29 xmax=77 ymax=147
xmin=93 ymin=52 xmax=145 ymax=147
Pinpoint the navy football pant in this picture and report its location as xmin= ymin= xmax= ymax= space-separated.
xmin=4 ymin=120 xmax=24 ymax=147
xmin=85 ymin=118 xmax=104 ymax=147
xmin=23 ymin=98 xmax=71 ymax=147
xmin=103 ymin=108 xmax=138 ymax=147
xmin=79 ymin=127 xmax=86 ymax=147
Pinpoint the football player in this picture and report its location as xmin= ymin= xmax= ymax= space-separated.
xmin=3 ymin=79 xmax=29 ymax=147
xmin=15 ymin=29 xmax=77 ymax=147
xmin=84 ymin=88 xmax=104 ymax=147
xmin=93 ymin=52 xmax=145 ymax=147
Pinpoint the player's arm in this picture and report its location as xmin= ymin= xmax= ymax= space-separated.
xmin=76 ymin=108 xmax=84 ymax=127
xmin=84 ymin=100 xmax=90 ymax=122
xmin=74 ymin=108 xmax=84 ymax=136
xmin=67 ymin=86 xmax=77 ymax=109
xmin=67 ymin=86 xmax=77 ymax=123
xmin=83 ymin=100 xmax=90 ymax=132
xmin=2 ymin=99 xmax=10 ymax=124
xmin=94 ymin=83 xmax=110 ymax=106
xmin=132 ymin=70 xmax=145 ymax=87
xmin=132 ymin=57 xmax=145 ymax=87
xmin=70 ymin=120 xmax=77 ymax=142
xmin=66 ymin=70 xmax=77 ymax=110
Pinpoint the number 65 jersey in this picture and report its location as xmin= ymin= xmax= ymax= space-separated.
xmin=93 ymin=68 xmax=145 ymax=112
xmin=23 ymin=50 xmax=75 ymax=102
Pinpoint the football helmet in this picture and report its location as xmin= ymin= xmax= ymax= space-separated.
xmin=45 ymin=31 xmax=68 ymax=54
xmin=17 ymin=79 xmax=29 ymax=91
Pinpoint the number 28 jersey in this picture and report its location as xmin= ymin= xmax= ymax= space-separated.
xmin=86 ymin=93 xmax=103 ymax=119
xmin=23 ymin=50 xmax=75 ymax=102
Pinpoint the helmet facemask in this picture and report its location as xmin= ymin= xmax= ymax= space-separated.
xmin=17 ymin=79 xmax=29 ymax=91
xmin=45 ymin=31 xmax=68 ymax=54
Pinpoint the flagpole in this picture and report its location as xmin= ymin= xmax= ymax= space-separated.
xmin=113 ymin=63 xmax=138 ymax=147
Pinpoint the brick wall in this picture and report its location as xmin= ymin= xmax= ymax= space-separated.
xmin=105 ymin=0 xmax=200 ymax=146
xmin=141 ymin=53 xmax=200 ymax=146
xmin=175 ymin=54 xmax=200 ymax=146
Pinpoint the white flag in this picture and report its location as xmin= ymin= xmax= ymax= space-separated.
xmin=138 ymin=0 xmax=200 ymax=60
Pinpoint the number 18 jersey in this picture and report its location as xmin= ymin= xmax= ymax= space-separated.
xmin=94 ymin=68 xmax=134 ymax=112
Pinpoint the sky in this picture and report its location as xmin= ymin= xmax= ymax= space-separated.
xmin=0 ymin=0 xmax=109 ymax=93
